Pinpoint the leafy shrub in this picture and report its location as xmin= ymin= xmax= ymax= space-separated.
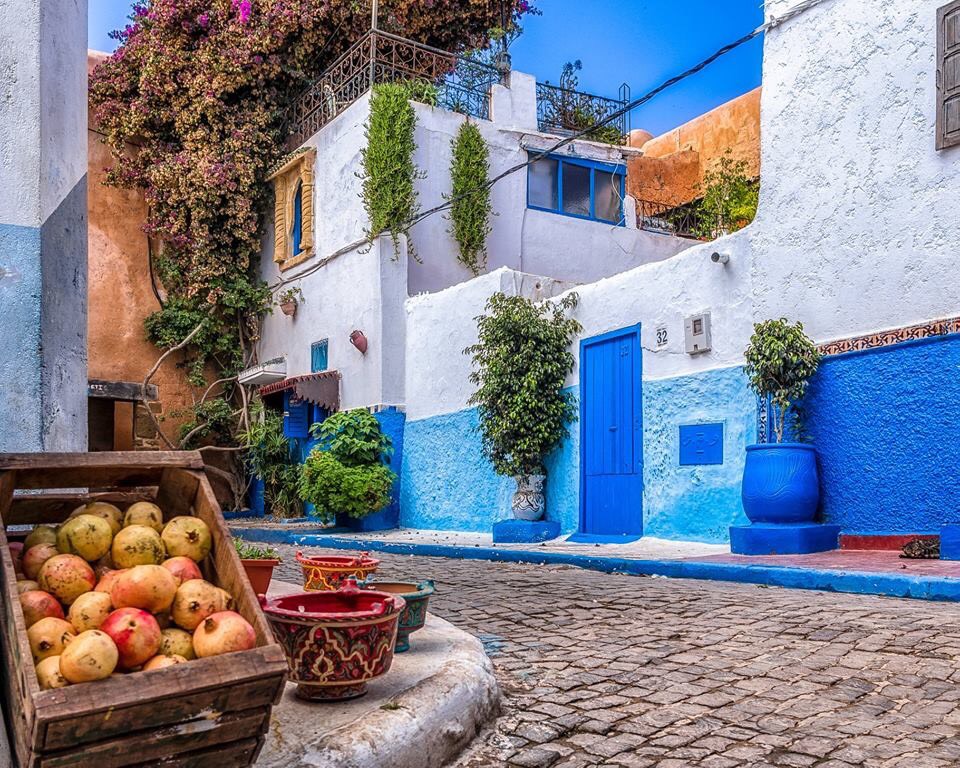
xmin=695 ymin=151 xmax=759 ymax=239
xmin=299 ymin=409 xmax=396 ymax=522
xmin=233 ymin=538 xmax=279 ymax=560
xmin=448 ymin=121 xmax=492 ymax=274
xmin=238 ymin=403 xmax=303 ymax=518
xmin=744 ymin=319 xmax=821 ymax=443
xmin=465 ymin=292 xmax=582 ymax=477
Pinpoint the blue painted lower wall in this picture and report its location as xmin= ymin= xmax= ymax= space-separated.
xmin=805 ymin=333 xmax=960 ymax=535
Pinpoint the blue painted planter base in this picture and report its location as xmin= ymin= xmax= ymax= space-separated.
xmin=730 ymin=523 xmax=841 ymax=556
xmin=940 ymin=524 xmax=960 ymax=560
xmin=566 ymin=532 xmax=643 ymax=544
xmin=493 ymin=519 xmax=561 ymax=544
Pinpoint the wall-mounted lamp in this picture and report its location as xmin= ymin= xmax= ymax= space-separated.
xmin=710 ymin=252 xmax=730 ymax=266
xmin=350 ymin=330 xmax=368 ymax=355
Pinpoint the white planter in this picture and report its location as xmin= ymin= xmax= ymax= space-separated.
xmin=512 ymin=474 xmax=546 ymax=521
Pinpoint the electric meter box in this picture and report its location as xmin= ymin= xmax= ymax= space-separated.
xmin=684 ymin=312 xmax=712 ymax=355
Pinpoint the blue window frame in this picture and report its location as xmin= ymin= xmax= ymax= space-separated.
xmin=291 ymin=181 xmax=303 ymax=256
xmin=526 ymin=153 xmax=626 ymax=225
xmin=311 ymin=339 xmax=328 ymax=373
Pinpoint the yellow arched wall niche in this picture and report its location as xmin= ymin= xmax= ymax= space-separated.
xmin=268 ymin=148 xmax=316 ymax=271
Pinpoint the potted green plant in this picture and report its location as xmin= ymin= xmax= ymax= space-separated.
xmin=278 ymin=286 xmax=303 ymax=317
xmin=742 ymin=318 xmax=822 ymax=523
xmin=298 ymin=409 xmax=397 ymax=528
xmin=239 ymin=402 xmax=304 ymax=520
xmin=233 ymin=538 xmax=281 ymax=595
xmin=465 ymin=292 xmax=582 ymax=521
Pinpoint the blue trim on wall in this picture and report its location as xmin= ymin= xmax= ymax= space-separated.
xmin=231 ymin=528 xmax=960 ymax=603
xmin=805 ymin=332 xmax=960 ymax=534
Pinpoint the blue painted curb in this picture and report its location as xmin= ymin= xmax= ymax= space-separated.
xmin=229 ymin=527 xmax=960 ymax=603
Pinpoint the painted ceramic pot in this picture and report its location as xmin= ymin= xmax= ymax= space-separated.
xmin=296 ymin=551 xmax=380 ymax=591
xmin=259 ymin=581 xmax=405 ymax=701
xmin=742 ymin=443 xmax=820 ymax=524
xmin=512 ymin=474 xmax=546 ymax=521
xmin=361 ymin=580 xmax=435 ymax=653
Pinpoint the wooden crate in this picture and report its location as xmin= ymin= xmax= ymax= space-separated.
xmin=0 ymin=452 xmax=288 ymax=768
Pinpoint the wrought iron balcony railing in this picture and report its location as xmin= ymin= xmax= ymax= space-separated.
xmin=536 ymin=82 xmax=630 ymax=145
xmin=636 ymin=198 xmax=706 ymax=240
xmin=286 ymin=30 xmax=504 ymax=148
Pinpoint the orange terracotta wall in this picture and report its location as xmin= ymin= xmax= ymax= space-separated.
xmin=627 ymin=87 xmax=761 ymax=208
xmin=87 ymin=50 xmax=197 ymax=447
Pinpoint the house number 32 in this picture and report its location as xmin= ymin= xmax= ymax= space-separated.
xmin=656 ymin=326 xmax=668 ymax=348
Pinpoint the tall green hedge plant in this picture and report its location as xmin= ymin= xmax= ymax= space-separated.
xmin=465 ymin=292 xmax=582 ymax=477
xmin=448 ymin=121 xmax=492 ymax=274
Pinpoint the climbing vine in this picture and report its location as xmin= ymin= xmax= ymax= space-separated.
xmin=360 ymin=82 xmax=423 ymax=255
xmin=90 ymin=0 xmax=536 ymax=445
xmin=448 ymin=121 xmax=492 ymax=274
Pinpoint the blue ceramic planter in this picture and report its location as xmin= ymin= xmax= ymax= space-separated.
xmin=741 ymin=443 xmax=820 ymax=524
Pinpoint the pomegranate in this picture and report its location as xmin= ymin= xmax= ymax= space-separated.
xmin=101 ymin=608 xmax=162 ymax=670
xmin=70 ymin=502 xmax=123 ymax=535
xmin=142 ymin=654 xmax=187 ymax=671
xmin=22 ymin=544 xmax=60 ymax=580
xmin=159 ymin=628 xmax=196 ymax=660
xmin=123 ymin=502 xmax=164 ymax=533
xmin=111 ymin=565 xmax=177 ymax=613
xmin=28 ymin=617 xmax=76 ymax=662
xmin=59 ymin=630 xmax=118 ymax=683
xmin=38 ymin=554 xmax=96 ymax=606
xmin=95 ymin=568 xmax=126 ymax=594
xmin=112 ymin=525 xmax=165 ymax=568
xmin=35 ymin=656 xmax=70 ymax=690
xmin=56 ymin=514 xmax=113 ymax=562
xmin=161 ymin=517 xmax=211 ymax=562
xmin=192 ymin=611 xmax=256 ymax=658
xmin=68 ymin=591 xmax=113 ymax=633
xmin=171 ymin=579 xmax=231 ymax=631
xmin=161 ymin=556 xmax=203 ymax=585
xmin=24 ymin=525 xmax=57 ymax=550
xmin=16 ymin=579 xmax=40 ymax=595
xmin=20 ymin=590 xmax=65 ymax=627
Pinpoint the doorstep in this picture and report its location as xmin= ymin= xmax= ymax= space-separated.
xmin=257 ymin=580 xmax=499 ymax=768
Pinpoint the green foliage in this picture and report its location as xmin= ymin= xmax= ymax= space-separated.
xmin=448 ymin=121 xmax=492 ymax=275
xmin=175 ymin=396 xmax=237 ymax=448
xmin=465 ymin=292 xmax=582 ymax=477
xmin=300 ymin=409 xmax=396 ymax=522
xmin=360 ymin=83 xmax=422 ymax=255
xmin=543 ymin=61 xmax=623 ymax=145
xmin=233 ymin=538 xmax=279 ymax=560
xmin=309 ymin=409 xmax=394 ymax=467
xmin=397 ymin=79 xmax=439 ymax=107
xmin=695 ymin=151 xmax=759 ymax=239
xmin=238 ymin=403 xmax=303 ymax=518
xmin=298 ymin=452 xmax=396 ymax=523
xmin=744 ymin=319 xmax=821 ymax=444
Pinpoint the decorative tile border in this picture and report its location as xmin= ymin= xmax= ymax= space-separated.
xmin=817 ymin=316 xmax=960 ymax=356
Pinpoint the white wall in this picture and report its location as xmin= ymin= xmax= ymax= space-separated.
xmin=753 ymin=0 xmax=960 ymax=340
xmin=258 ymin=236 xmax=407 ymax=411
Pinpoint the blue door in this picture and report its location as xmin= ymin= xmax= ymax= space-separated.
xmin=580 ymin=326 xmax=643 ymax=537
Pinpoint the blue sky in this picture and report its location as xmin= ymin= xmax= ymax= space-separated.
xmin=88 ymin=0 xmax=763 ymax=136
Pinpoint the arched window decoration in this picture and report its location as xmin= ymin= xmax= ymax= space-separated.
xmin=267 ymin=148 xmax=316 ymax=270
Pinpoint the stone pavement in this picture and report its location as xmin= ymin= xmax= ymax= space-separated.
xmin=274 ymin=546 xmax=960 ymax=768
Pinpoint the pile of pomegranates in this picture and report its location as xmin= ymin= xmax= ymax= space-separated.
xmin=11 ymin=501 xmax=256 ymax=690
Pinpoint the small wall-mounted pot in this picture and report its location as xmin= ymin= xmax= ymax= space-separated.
xmin=280 ymin=300 xmax=297 ymax=317
xmin=350 ymin=329 xmax=368 ymax=354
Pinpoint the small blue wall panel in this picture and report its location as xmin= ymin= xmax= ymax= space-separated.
xmin=283 ymin=391 xmax=311 ymax=438
xmin=311 ymin=340 xmax=328 ymax=373
xmin=805 ymin=334 xmax=960 ymax=534
xmin=679 ymin=423 xmax=724 ymax=466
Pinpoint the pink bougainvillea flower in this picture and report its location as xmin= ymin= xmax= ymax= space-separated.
xmin=232 ymin=0 xmax=252 ymax=24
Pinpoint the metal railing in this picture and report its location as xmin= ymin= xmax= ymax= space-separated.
xmin=636 ymin=199 xmax=706 ymax=240
xmin=286 ymin=30 xmax=504 ymax=148
xmin=536 ymin=82 xmax=630 ymax=144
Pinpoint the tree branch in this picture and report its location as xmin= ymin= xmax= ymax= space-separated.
xmin=143 ymin=321 xmax=206 ymax=450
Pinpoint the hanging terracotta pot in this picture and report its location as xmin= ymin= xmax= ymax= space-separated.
xmin=280 ymin=300 xmax=297 ymax=317
xmin=349 ymin=329 xmax=368 ymax=354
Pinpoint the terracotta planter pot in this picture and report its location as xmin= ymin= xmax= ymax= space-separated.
xmin=361 ymin=580 xmax=434 ymax=653
xmin=280 ymin=301 xmax=297 ymax=316
xmin=259 ymin=581 xmax=405 ymax=701
xmin=296 ymin=551 xmax=379 ymax=591
xmin=240 ymin=558 xmax=279 ymax=595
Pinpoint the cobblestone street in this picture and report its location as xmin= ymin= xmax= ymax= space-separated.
xmin=274 ymin=546 xmax=960 ymax=768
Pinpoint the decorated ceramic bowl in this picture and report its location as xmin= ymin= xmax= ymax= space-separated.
xmin=361 ymin=580 xmax=435 ymax=652
xmin=295 ymin=551 xmax=380 ymax=591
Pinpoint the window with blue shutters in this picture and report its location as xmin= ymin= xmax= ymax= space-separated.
xmin=283 ymin=390 xmax=310 ymax=438
xmin=291 ymin=181 xmax=303 ymax=256
xmin=527 ymin=153 xmax=626 ymax=225
xmin=311 ymin=339 xmax=329 ymax=373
